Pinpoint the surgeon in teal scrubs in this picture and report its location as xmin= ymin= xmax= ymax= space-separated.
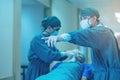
xmin=26 ymin=16 xmax=68 ymax=80
xmin=43 ymin=8 xmax=120 ymax=80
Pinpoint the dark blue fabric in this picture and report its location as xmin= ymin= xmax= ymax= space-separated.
xmin=69 ymin=26 xmax=120 ymax=80
xmin=82 ymin=64 xmax=93 ymax=80
xmin=26 ymin=33 xmax=67 ymax=80
xmin=36 ymin=62 xmax=83 ymax=80
xmin=51 ymin=62 xmax=93 ymax=80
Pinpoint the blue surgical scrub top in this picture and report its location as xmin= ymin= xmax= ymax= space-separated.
xmin=26 ymin=33 xmax=67 ymax=80
xmin=69 ymin=25 xmax=120 ymax=80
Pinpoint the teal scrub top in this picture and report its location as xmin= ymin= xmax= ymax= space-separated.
xmin=69 ymin=25 xmax=120 ymax=80
xmin=26 ymin=33 xmax=67 ymax=80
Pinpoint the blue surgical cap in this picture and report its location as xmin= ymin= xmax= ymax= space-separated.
xmin=80 ymin=8 xmax=100 ymax=18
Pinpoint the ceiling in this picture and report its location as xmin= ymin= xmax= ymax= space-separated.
xmin=68 ymin=0 xmax=120 ymax=32
xmin=68 ymin=0 xmax=120 ymax=8
xmin=22 ymin=0 xmax=120 ymax=32
xmin=22 ymin=0 xmax=36 ymax=5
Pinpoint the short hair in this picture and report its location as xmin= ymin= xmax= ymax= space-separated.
xmin=41 ymin=16 xmax=61 ymax=29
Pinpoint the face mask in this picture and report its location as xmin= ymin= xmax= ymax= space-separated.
xmin=80 ymin=19 xmax=91 ymax=29
xmin=51 ymin=31 xmax=58 ymax=36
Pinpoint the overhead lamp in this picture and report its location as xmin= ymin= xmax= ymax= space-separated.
xmin=115 ymin=12 xmax=120 ymax=18
xmin=117 ymin=18 xmax=120 ymax=23
xmin=114 ymin=32 xmax=120 ymax=39
xmin=115 ymin=12 xmax=120 ymax=23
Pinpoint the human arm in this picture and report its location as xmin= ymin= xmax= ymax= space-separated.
xmin=42 ymin=29 xmax=95 ymax=48
xmin=29 ymin=36 xmax=68 ymax=63
xmin=64 ymin=49 xmax=82 ymax=62
xmin=50 ymin=49 xmax=78 ymax=71
xmin=42 ymin=33 xmax=71 ymax=47
xmin=43 ymin=26 xmax=110 ymax=49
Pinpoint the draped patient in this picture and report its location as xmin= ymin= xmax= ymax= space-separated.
xmin=36 ymin=49 xmax=93 ymax=80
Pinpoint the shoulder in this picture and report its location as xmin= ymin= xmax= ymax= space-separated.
xmin=31 ymin=33 xmax=44 ymax=43
xmin=91 ymin=25 xmax=111 ymax=33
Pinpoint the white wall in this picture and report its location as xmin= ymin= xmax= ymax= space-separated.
xmin=51 ymin=0 xmax=79 ymax=51
xmin=21 ymin=3 xmax=44 ymax=65
xmin=0 ymin=0 xmax=13 ymax=79
xmin=70 ymin=0 xmax=120 ymax=32
xmin=37 ymin=0 xmax=50 ymax=7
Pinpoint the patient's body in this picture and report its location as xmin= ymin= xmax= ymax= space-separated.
xmin=36 ymin=49 xmax=93 ymax=80
xmin=51 ymin=62 xmax=93 ymax=80
xmin=36 ymin=61 xmax=83 ymax=80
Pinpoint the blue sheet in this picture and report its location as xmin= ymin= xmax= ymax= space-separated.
xmin=36 ymin=62 xmax=83 ymax=80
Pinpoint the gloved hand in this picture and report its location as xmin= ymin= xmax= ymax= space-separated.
xmin=63 ymin=49 xmax=81 ymax=62
xmin=65 ymin=49 xmax=81 ymax=57
xmin=60 ymin=49 xmax=78 ymax=58
xmin=42 ymin=36 xmax=58 ymax=47
xmin=41 ymin=33 xmax=71 ymax=47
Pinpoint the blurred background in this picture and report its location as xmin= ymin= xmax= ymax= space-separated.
xmin=0 ymin=0 xmax=120 ymax=80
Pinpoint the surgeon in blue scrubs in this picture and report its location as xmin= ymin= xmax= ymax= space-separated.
xmin=42 ymin=8 xmax=120 ymax=80
xmin=26 ymin=16 xmax=68 ymax=80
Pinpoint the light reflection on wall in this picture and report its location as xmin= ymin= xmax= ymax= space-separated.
xmin=115 ymin=32 xmax=120 ymax=48
xmin=21 ymin=3 xmax=44 ymax=65
xmin=115 ymin=12 xmax=120 ymax=23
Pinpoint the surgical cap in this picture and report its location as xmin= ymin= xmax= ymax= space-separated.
xmin=41 ymin=16 xmax=61 ymax=29
xmin=80 ymin=8 xmax=100 ymax=18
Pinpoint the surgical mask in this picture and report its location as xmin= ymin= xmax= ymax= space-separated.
xmin=51 ymin=31 xmax=58 ymax=36
xmin=80 ymin=19 xmax=91 ymax=29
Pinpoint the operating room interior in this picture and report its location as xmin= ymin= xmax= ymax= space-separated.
xmin=0 ymin=0 xmax=120 ymax=80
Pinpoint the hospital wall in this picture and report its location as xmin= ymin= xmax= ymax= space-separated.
xmin=0 ymin=0 xmax=21 ymax=80
xmin=20 ymin=0 xmax=80 ymax=79
xmin=0 ymin=0 xmax=13 ymax=79
xmin=21 ymin=2 xmax=44 ymax=66
xmin=51 ymin=0 xmax=92 ymax=63
xmin=0 ymin=0 xmax=92 ymax=80
xmin=51 ymin=0 xmax=79 ymax=51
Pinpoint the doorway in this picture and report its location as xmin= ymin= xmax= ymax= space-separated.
xmin=21 ymin=0 xmax=45 ymax=80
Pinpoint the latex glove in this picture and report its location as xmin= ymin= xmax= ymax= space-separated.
xmin=65 ymin=49 xmax=80 ymax=62
xmin=61 ymin=51 xmax=73 ymax=57
xmin=41 ymin=33 xmax=71 ymax=47
xmin=42 ymin=36 xmax=58 ymax=47
xmin=66 ymin=49 xmax=80 ymax=55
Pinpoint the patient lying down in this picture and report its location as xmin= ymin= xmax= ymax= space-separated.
xmin=36 ymin=49 xmax=93 ymax=80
